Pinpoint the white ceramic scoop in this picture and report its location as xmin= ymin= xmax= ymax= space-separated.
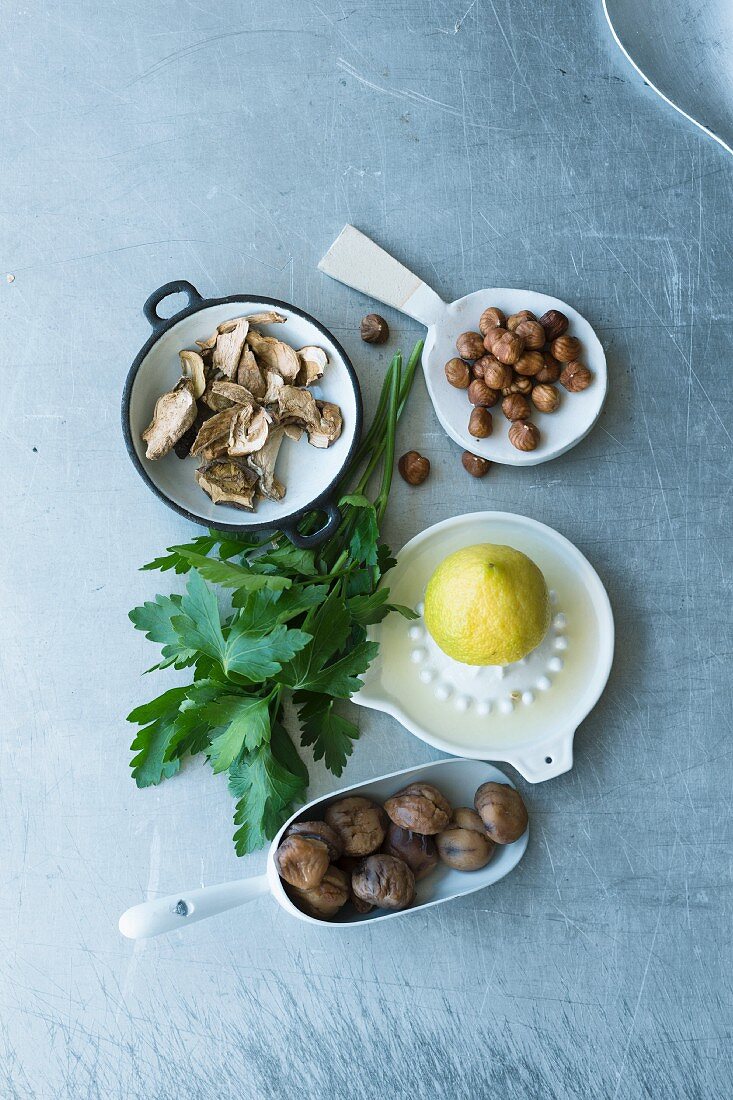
xmin=319 ymin=225 xmax=607 ymax=466
xmin=118 ymin=758 xmax=528 ymax=939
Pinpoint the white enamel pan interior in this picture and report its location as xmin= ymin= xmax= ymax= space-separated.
xmin=118 ymin=758 xmax=528 ymax=939
xmin=319 ymin=226 xmax=607 ymax=466
xmin=123 ymin=281 xmax=362 ymax=546
xmin=354 ymin=512 xmax=614 ymax=782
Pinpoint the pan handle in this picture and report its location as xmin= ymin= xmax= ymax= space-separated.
xmin=119 ymin=873 xmax=270 ymax=939
xmin=281 ymin=500 xmax=341 ymax=549
xmin=143 ymin=279 xmax=204 ymax=333
xmin=318 ymin=225 xmax=447 ymax=328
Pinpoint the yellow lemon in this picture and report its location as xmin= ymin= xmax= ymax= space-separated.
xmin=424 ymin=544 xmax=550 ymax=666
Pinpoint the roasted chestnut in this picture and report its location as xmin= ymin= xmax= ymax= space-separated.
xmin=287 ymin=865 xmax=350 ymax=919
xmin=383 ymin=823 xmax=439 ymax=881
xmin=474 ymin=782 xmax=528 ymax=844
xmin=275 ymin=834 xmax=330 ymax=890
xmin=383 ymin=782 xmax=452 ymax=835
xmin=436 ymin=808 xmax=495 ymax=871
xmin=351 ymin=854 xmax=416 ymax=911
xmin=285 ymin=820 xmax=343 ymax=862
xmin=324 ymin=796 xmax=388 ymax=856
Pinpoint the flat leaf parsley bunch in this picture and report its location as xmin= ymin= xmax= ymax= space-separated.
xmin=127 ymin=341 xmax=423 ymax=854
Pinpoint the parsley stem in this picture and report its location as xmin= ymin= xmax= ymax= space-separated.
xmin=375 ymin=353 xmax=401 ymax=523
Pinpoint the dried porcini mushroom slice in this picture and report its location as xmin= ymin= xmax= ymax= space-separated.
xmin=178 ymin=350 xmax=206 ymax=399
xmin=296 ymin=345 xmax=328 ymax=387
xmin=228 ymin=405 xmax=270 ymax=457
xmin=209 ymin=380 xmax=256 ymax=408
xmin=237 ymin=344 xmax=266 ymax=399
xmin=309 ymin=401 xmax=342 ymax=449
xmin=262 ymin=369 xmax=285 ymax=405
xmin=195 ymin=458 xmax=257 ymax=510
xmin=189 ymin=405 xmax=240 ymax=457
xmin=283 ymin=423 xmax=303 ymax=442
xmin=246 ymin=330 xmax=300 ymax=382
xmin=247 ymin=425 xmax=286 ymax=501
xmin=244 ymin=311 xmax=286 ymax=326
xmin=214 ymin=317 xmax=249 ymax=379
xmin=277 ymin=385 xmax=321 ymax=433
xmin=142 ymin=377 xmax=197 ymax=460
xmin=195 ymin=332 xmax=218 ymax=352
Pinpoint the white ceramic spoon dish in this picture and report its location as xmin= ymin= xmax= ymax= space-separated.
xmin=319 ymin=225 xmax=607 ymax=466
xmin=118 ymin=758 xmax=528 ymax=939
xmin=354 ymin=512 xmax=614 ymax=781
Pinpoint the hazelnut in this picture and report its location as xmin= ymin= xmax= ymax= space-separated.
xmin=508 ymin=421 xmax=540 ymax=451
xmin=550 ymin=334 xmax=582 ymax=362
xmin=384 ymin=782 xmax=452 ymax=835
xmin=455 ymin=331 xmax=485 ymax=360
xmin=275 ymin=835 xmax=330 ymax=890
xmin=492 ymin=330 xmax=525 ymax=365
xmin=462 ymin=451 xmax=491 ymax=477
xmin=351 ymin=854 xmax=415 ymax=911
xmin=478 ymin=306 xmax=505 ymax=335
xmin=471 ymin=358 xmax=487 ymax=380
xmin=560 ymin=360 xmax=592 ymax=392
xmin=383 ymin=823 xmax=439 ymax=881
xmin=474 ymin=782 xmax=528 ymax=844
xmin=436 ymin=808 xmax=496 ymax=871
xmin=538 ymin=309 xmax=569 ymax=342
xmin=536 ymin=352 xmax=561 ymax=384
xmin=286 ymin=820 xmax=343 ymax=862
xmin=502 ymin=394 xmax=531 ymax=421
xmin=398 ymin=450 xmax=430 ymax=486
xmin=509 ymin=376 xmax=533 ymax=394
xmin=444 ymin=357 xmax=470 ymax=388
xmin=360 ymin=313 xmax=389 ymax=344
xmin=482 ymin=326 xmax=507 ymax=354
xmin=514 ymin=350 xmax=544 ymax=377
xmin=513 ymin=318 xmax=545 ymax=349
xmin=482 ymin=357 xmax=513 ymax=390
xmin=288 ymin=864 xmax=350 ymax=919
xmin=506 ymin=310 xmax=536 ymax=331
xmin=468 ymin=379 xmax=498 ymax=407
xmin=468 ymin=407 xmax=493 ymax=438
xmin=324 ymin=796 xmax=387 ymax=857
xmin=532 ymin=384 xmax=560 ymax=413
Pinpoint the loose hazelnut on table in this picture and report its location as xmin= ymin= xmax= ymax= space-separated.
xmin=550 ymin=334 xmax=582 ymax=362
xmin=531 ymin=384 xmax=561 ymax=413
xmin=502 ymin=394 xmax=531 ymax=421
xmin=436 ymin=808 xmax=496 ymax=871
xmin=479 ymin=306 xmax=505 ymax=335
xmin=384 ymin=782 xmax=452 ymax=835
xmin=482 ymin=358 xmax=513 ymax=391
xmin=360 ymin=313 xmax=389 ymax=344
xmin=398 ymin=450 xmax=430 ymax=486
xmin=445 ymin=357 xmax=471 ymax=388
xmin=285 ymin=820 xmax=343 ymax=862
xmin=468 ymin=407 xmax=493 ymax=438
xmin=324 ymin=796 xmax=388 ymax=857
xmin=455 ymin=331 xmax=486 ymax=360
xmin=351 ymin=854 xmax=416 ymax=911
xmin=288 ymin=865 xmax=350 ymax=919
xmin=468 ymin=379 xmax=499 ymax=407
xmin=560 ymin=360 xmax=592 ymax=392
xmin=508 ymin=421 xmax=540 ymax=452
xmin=492 ymin=330 xmax=525 ymax=366
xmin=383 ymin=823 xmax=439 ymax=881
xmin=536 ymin=352 xmax=561 ymax=384
xmin=462 ymin=451 xmax=491 ymax=477
xmin=474 ymin=782 xmax=528 ymax=844
xmin=538 ymin=309 xmax=569 ymax=342
xmin=513 ymin=350 xmax=544 ymax=377
xmin=513 ymin=318 xmax=546 ymax=349
xmin=275 ymin=834 xmax=331 ymax=891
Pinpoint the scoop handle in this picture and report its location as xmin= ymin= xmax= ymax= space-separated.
xmin=318 ymin=225 xmax=446 ymax=328
xmin=119 ymin=874 xmax=270 ymax=940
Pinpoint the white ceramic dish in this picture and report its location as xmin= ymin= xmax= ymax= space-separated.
xmin=118 ymin=758 xmax=528 ymax=938
xmin=319 ymin=225 xmax=607 ymax=466
xmin=122 ymin=281 xmax=362 ymax=546
xmin=354 ymin=512 xmax=614 ymax=781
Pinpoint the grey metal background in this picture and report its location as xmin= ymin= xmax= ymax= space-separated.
xmin=1 ymin=1 xmax=731 ymax=1097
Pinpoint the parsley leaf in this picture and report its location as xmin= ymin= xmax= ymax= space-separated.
xmin=297 ymin=693 xmax=360 ymax=775
xmin=205 ymin=693 xmax=271 ymax=773
xmin=231 ymin=584 xmax=329 ymax=625
xmin=173 ymin=550 xmax=292 ymax=592
xmin=276 ymin=590 xmax=351 ymax=689
xmin=129 ymin=593 xmax=197 ymax=669
xmin=170 ymin=569 xmax=227 ymax=664
xmin=301 ymin=640 xmax=379 ymax=698
xmin=127 ymin=686 xmax=189 ymax=786
xmin=224 ymin=622 xmax=311 ymax=680
xmin=229 ymin=720 xmax=308 ymax=854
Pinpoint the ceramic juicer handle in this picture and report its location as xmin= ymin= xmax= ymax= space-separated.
xmin=118 ymin=874 xmax=270 ymax=939
xmin=318 ymin=225 xmax=447 ymax=328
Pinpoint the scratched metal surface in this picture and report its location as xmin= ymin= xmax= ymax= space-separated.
xmin=1 ymin=1 xmax=731 ymax=1097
